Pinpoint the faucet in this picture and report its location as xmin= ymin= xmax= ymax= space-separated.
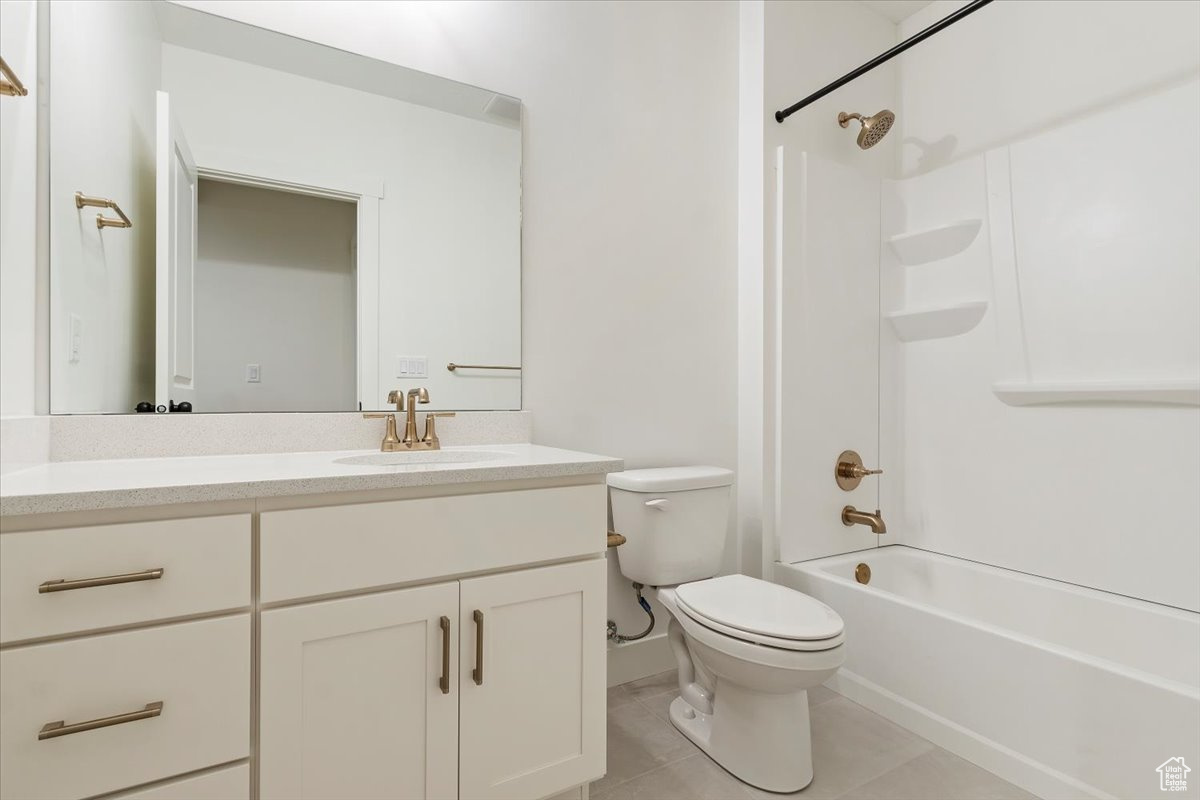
xmin=403 ymin=387 xmax=430 ymax=445
xmin=362 ymin=388 xmax=455 ymax=451
xmin=842 ymin=505 xmax=887 ymax=534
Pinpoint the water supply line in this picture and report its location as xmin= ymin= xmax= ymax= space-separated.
xmin=607 ymin=582 xmax=655 ymax=643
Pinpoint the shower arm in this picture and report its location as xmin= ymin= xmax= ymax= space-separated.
xmin=775 ymin=0 xmax=995 ymax=124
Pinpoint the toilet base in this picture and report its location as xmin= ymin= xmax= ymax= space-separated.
xmin=668 ymin=687 xmax=815 ymax=793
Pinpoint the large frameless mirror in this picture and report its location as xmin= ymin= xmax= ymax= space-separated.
xmin=48 ymin=1 xmax=521 ymax=414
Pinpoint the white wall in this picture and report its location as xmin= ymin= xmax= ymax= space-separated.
xmin=884 ymin=0 xmax=1200 ymax=611
xmin=762 ymin=0 xmax=899 ymax=568
xmin=171 ymin=0 xmax=740 ymax=651
xmin=0 ymin=0 xmax=38 ymax=418
xmin=897 ymin=0 xmax=1200 ymax=177
xmin=194 ymin=180 xmax=357 ymax=412
xmin=48 ymin=0 xmax=160 ymax=413
xmin=161 ymin=43 xmax=520 ymax=412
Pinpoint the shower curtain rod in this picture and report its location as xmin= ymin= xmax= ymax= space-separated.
xmin=774 ymin=0 xmax=994 ymax=123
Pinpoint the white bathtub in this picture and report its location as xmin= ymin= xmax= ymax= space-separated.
xmin=776 ymin=546 xmax=1200 ymax=800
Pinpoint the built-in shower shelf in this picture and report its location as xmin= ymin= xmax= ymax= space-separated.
xmin=992 ymin=380 xmax=1200 ymax=407
xmin=887 ymin=219 xmax=982 ymax=265
xmin=886 ymin=301 xmax=987 ymax=342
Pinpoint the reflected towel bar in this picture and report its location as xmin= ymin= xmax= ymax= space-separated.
xmin=446 ymin=363 xmax=521 ymax=372
xmin=75 ymin=192 xmax=133 ymax=229
xmin=0 ymin=56 xmax=28 ymax=97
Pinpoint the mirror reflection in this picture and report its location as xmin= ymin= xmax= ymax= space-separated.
xmin=49 ymin=1 xmax=521 ymax=414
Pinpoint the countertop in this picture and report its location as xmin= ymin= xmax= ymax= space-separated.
xmin=0 ymin=444 xmax=623 ymax=516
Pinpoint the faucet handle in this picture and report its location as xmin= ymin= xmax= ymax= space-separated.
xmin=422 ymin=412 xmax=456 ymax=446
xmin=835 ymin=450 xmax=882 ymax=491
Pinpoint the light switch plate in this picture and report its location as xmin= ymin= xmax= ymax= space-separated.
xmin=246 ymin=364 xmax=261 ymax=383
xmin=395 ymin=356 xmax=428 ymax=378
xmin=68 ymin=314 xmax=82 ymax=363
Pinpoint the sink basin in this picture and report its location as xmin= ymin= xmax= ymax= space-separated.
xmin=334 ymin=450 xmax=508 ymax=467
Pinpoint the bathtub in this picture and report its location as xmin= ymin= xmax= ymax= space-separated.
xmin=776 ymin=546 xmax=1200 ymax=800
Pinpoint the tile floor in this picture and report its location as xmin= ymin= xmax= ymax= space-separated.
xmin=592 ymin=671 xmax=1036 ymax=800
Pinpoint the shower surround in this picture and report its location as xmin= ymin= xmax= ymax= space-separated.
xmin=770 ymin=3 xmax=1200 ymax=795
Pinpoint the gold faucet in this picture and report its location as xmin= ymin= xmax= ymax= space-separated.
xmin=403 ymin=388 xmax=430 ymax=446
xmin=842 ymin=506 xmax=887 ymax=534
xmin=363 ymin=389 xmax=455 ymax=452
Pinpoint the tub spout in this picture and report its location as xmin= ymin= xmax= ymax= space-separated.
xmin=842 ymin=505 xmax=887 ymax=534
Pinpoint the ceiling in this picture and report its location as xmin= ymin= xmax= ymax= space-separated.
xmin=858 ymin=0 xmax=935 ymax=24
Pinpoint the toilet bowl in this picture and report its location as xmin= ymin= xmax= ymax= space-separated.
xmin=659 ymin=576 xmax=844 ymax=792
xmin=608 ymin=467 xmax=846 ymax=793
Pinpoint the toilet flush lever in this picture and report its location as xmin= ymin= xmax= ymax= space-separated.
xmin=644 ymin=498 xmax=670 ymax=510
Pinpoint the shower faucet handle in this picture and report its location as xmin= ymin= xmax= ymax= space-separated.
xmin=835 ymin=450 xmax=883 ymax=491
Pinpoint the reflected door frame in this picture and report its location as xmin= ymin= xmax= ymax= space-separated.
xmin=183 ymin=146 xmax=383 ymax=411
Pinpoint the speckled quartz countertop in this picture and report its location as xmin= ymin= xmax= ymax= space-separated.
xmin=0 ymin=445 xmax=623 ymax=516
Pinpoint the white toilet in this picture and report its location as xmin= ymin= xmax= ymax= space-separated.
xmin=608 ymin=466 xmax=845 ymax=793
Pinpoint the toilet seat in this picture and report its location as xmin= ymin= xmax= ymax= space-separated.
xmin=674 ymin=575 xmax=844 ymax=652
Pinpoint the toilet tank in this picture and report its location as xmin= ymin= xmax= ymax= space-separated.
xmin=607 ymin=466 xmax=734 ymax=586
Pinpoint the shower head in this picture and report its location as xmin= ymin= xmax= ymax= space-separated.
xmin=838 ymin=109 xmax=895 ymax=150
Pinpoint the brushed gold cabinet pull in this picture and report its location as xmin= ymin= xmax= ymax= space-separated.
xmin=472 ymin=609 xmax=484 ymax=686
xmin=39 ymin=568 xmax=164 ymax=594
xmin=38 ymin=701 xmax=163 ymax=740
xmin=439 ymin=616 xmax=451 ymax=695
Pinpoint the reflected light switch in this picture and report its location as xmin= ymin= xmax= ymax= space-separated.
xmin=395 ymin=356 xmax=428 ymax=378
xmin=68 ymin=314 xmax=82 ymax=364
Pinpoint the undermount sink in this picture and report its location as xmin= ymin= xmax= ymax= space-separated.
xmin=334 ymin=450 xmax=508 ymax=467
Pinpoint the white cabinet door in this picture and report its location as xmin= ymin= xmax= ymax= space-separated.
xmin=260 ymin=583 xmax=458 ymax=800
xmin=459 ymin=559 xmax=606 ymax=800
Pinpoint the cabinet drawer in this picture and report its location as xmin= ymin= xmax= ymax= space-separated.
xmin=260 ymin=484 xmax=605 ymax=602
xmin=110 ymin=764 xmax=249 ymax=800
xmin=0 ymin=615 xmax=250 ymax=800
xmin=0 ymin=515 xmax=250 ymax=643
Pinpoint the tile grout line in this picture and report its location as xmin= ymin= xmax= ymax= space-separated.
xmin=595 ymin=687 xmax=699 ymax=799
xmin=826 ymin=747 xmax=935 ymax=800
xmin=592 ymin=753 xmax=721 ymax=800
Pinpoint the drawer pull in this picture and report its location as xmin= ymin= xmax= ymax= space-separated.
xmin=39 ymin=568 xmax=165 ymax=594
xmin=38 ymin=701 xmax=164 ymax=740
xmin=439 ymin=616 xmax=451 ymax=695
xmin=472 ymin=609 xmax=484 ymax=686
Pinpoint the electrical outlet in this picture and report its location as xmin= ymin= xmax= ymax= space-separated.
xmin=246 ymin=364 xmax=261 ymax=383
xmin=395 ymin=356 xmax=428 ymax=378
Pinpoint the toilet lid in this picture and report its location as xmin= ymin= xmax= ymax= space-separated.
xmin=674 ymin=574 xmax=844 ymax=642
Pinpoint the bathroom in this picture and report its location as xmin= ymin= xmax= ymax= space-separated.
xmin=0 ymin=0 xmax=1196 ymax=798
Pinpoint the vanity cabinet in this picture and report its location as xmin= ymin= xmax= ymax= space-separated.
xmin=1 ymin=477 xmax=610 ymax=800
xmin=260 ymin=559 xmax=605 ymax=800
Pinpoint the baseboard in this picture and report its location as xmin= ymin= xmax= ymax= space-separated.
xmin=606 ymin=633 xmax=674 ymax=687
xmin=827 ymin=670 xmax=1114 ymax=800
